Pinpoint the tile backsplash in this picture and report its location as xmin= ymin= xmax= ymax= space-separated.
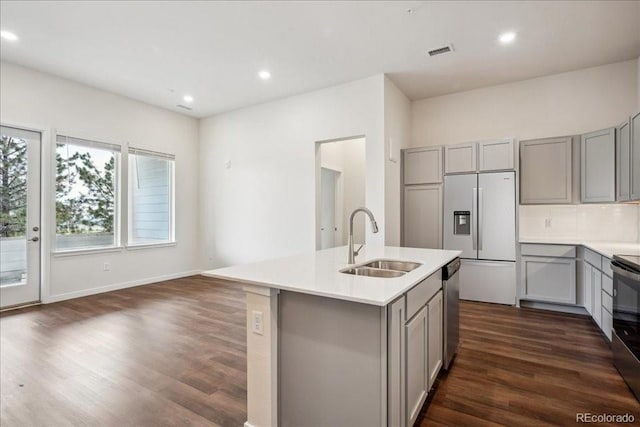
xmin=519 ymin=204 xmax=640 ymax=242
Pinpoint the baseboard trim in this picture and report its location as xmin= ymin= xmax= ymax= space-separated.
xmin=244 ymin=422 xmax=256 ymax=427
xmin=44 ymin=269 xmax=203 ymax=304
xmin=519 ymin=299 xmax=589 ymax=316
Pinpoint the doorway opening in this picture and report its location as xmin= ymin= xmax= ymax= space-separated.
xmin=315 ymin=136 xmax=366 ymax=250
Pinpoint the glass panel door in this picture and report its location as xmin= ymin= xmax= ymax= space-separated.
xmin=0 ymin=126 xmax=41 ymax=308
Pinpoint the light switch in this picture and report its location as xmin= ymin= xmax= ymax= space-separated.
xmin=252 ymin=310 xmax=264 ymax=335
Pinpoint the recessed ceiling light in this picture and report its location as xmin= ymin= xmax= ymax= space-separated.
xmin=258 ymin=70 xmax=271 ymax=80
xmin=0 ymin=30 xmax=18 ymax=41
xmin=183 ymin=95 xmax=194 ymax=103
xmin=499 ymin=31 xmax=516 ymax=45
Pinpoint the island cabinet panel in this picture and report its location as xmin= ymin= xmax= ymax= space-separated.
xmin=405 ymin=306 xmax=428 ymax=427
xmin=427 ymin=290 xmax=443 ymax=390
xmin=278 ymin=291 xmax=384 ymax=427
xmin=387 ymin=296 xmax=406 ymax=427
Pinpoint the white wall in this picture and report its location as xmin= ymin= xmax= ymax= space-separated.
xmin=519 ymin=204 xmax=640 ymax=243
xmin=411 ymin=59 xmax=638 ymax=147
xmin=200 ymin=75 xmax=385 ymax=269
xmin=0 ymin=61 xmax=201 ymax=302
xmin=384 ymin=77 xmax=412 ymax=246
xmin=320 ymin=138 xmax=366 ymax=245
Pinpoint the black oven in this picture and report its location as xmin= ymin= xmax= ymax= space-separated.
xmin=611 ymin=254 xmax=640 ymax=401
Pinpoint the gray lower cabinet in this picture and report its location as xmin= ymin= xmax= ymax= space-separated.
xmin=403 ymin=147 xmax=443 ymax=185
xmin=581 ymin=128 xmax=616 ymax=203
xmin=583 ymin=262 xmax=593 ymax=316
xmin=617 ymin=120 xmax=631 ymax=201
xmin=520 ymin=136 xmax=576 ymax=204
xmin=405 ymin=306 xmax=428 ymax=427
xmin=403 ymin=184 xmax=442 ymax=249
xmin=427 ymin=290 xmax=443 ymax=389
xmin=520 ymin=256 xmax=576 ymax=304
xmin=388 ymin=272 xmax=443 ymax=427
xmin=583 ymin=250 xmax=613 ymax=340
xmin=631 ymin=111 xmax=640 ymax=201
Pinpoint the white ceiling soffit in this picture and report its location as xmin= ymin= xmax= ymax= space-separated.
xmin=1 ymin=1 xmax=639 ymax=118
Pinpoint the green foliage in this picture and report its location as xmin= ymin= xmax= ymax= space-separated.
xmin=55 ymin=147 xmax=115 ymax=234
xmin=0 ymin=136 xmax=27 ymax=238
xmin=1 ymin=137 xmax=115 ymax=238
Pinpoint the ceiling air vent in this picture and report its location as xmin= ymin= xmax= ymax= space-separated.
xmin=428 ymin=44 xmax=454 ymax=57
xmin=176 ymin=104 xmax=193 ymax=111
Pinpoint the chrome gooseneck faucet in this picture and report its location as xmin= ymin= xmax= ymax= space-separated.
xmin=347 ymin=207 xmax=379 ymax=264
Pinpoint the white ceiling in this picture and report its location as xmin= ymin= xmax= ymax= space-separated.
xmin=1 ymin=1 xmax=639 ymax=118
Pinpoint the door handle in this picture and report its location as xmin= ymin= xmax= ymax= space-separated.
xmin=30 ymin=237 xmax=39 ymax=242
xmin=472 ymin=188 xmax=477 ymax=250
xmin=478 ymin=188 xmax=483 ymax=251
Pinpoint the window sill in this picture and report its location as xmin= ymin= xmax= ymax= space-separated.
xmin=53 ymin=246 xmax=124 ymax=257
xmin=125 ymin=242 xmax=177 ymax=251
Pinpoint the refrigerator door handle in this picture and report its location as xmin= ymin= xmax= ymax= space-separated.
xmin=478 ymin=187 xmax=483 ymax=251
xmin=472 ymin=188 xmax=477 ymax=250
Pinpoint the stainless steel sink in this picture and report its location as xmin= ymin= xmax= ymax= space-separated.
xmin=341 ymin=267 xmax=405 ymax=278
xmin=361 ymin=259 xmax=422 ymax=272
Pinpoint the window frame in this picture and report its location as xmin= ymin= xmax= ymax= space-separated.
xmin=52 ymin=133 xmax=122 ymax=254
xmin=125 ymin=147 xmax=176 ymax=248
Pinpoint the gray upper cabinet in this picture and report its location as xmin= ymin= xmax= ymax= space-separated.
xmin=403 ymin=146 xmax=443 ymax=185
xmin=631 ymin=111 xmax=640 ymax=201
xmin=581 ymin=128 xmax=616 ymax=203
xmin=403 ymin=185 xmax=442 ymax=249
xmin=617 ymin=120 xmax=631 ymax=201
xmin=520 ymin=137 xmax=574 ymax=204
xmin=478 ymin=139 xmax=514 ymax=171
xmin=444 ymin=142 xmax=477 ymax=174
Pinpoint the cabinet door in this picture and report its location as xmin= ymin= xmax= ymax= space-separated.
xmin=403 ymin=184 xmax=442 ymax=249
xmin=405 ymin=306 xmax=428 ymax=427
xmin=592 ymin=269 xmax=602 ymax=327
xmin=444 ymin=142 xmax=477 ymax=174
xmin=602 ymin=308 xmax=613 ymax=341
xmin=521 ymin=256 xmax=576 ymax=304
xmin=617 ymin=121 xmax=631 ymax=201
xmin=478 ymin=139 xmax=514 ymax=171
xmin=631 ymin=112 xmax=640 ymax=201
xmin=388 ymin=296 xmax=405 ymax=427
xmin=520 ymin=137 xmax=573 ymax=204
xmin=581 ymin=128 xmax=616 ymax=203
xmin=404 ymin=147 xmax=443 ymax=185
xmin=584 ymin=263 xmax=593 ymax=315
xmin=427 ymin=291 xmax=443 ymax=390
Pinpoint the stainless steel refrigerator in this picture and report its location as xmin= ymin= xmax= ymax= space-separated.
xmin=444 ymin=172 xmax=516 ymax=305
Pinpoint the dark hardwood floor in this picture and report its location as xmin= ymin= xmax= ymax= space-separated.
xmin=1 ymin=276 xmax=638 ymax=426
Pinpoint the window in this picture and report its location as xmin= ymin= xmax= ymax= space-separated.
xmin=55 ymin=135 xmax=120 ymax=251
xmin=128 ymin=149 xmax=174 ymax=246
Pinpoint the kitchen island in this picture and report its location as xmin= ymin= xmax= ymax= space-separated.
xmin=203 ymin=245 xmax=461 ymax=427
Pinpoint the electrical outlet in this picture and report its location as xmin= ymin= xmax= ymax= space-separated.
xmin=544 ymin=218 xmax=552 ymax=229
xmin=251 ymin=310 xmax=264 ymax=335
xmin=103 ymin=262 xmax=110 ymax=271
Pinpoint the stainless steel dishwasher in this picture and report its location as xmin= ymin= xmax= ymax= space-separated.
xmin=442 ymin=258 xmax=460 ymax=370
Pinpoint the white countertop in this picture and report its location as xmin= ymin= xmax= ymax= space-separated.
xmin=519 ymin=238 xmax=640 ymax=258
xmin=202 ymin=246 xmax=461 ymax=306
